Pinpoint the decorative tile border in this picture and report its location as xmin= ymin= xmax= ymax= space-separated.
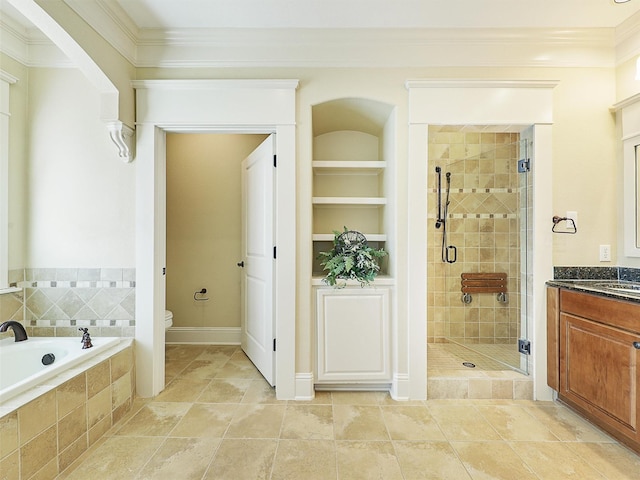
xmin=4 ymin=268 xmax=137 ymax=338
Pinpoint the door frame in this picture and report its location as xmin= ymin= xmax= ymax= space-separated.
xmin=132 ymin=80 xmax=298 ymax=399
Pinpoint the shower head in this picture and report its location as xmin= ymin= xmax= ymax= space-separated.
xmin=435 ymin=166 xmax=441 ymax=173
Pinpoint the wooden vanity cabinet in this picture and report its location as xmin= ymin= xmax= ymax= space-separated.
xmin=547 ymin=287 xmax=640 ymax=452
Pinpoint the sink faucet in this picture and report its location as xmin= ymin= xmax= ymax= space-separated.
xmin=0 ymin=321 xmax=28 ymax=342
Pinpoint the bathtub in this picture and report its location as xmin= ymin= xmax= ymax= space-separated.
xmin=0 ymin=336 xmax=120 ymax=404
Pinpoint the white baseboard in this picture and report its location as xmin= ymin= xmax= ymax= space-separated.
xmin=295 ymin=373 xmax=315 ymax=400
xmin=165 ymin=327 xmax=241 ymax=345
xmin=390 ymin=373 xmax=410 ymax=401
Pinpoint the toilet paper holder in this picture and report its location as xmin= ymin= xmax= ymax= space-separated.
xmin=194 ymin=288 xmax=209 ymax=301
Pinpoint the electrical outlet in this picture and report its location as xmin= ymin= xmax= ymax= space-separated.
xmin=599 ymin=244 xmax=611 ymax=262
xmin=566 ymin=211 xmax=577 ymax=231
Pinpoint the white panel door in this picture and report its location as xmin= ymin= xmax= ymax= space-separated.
xmin=241 ymin=135 xmax=275 ymax=386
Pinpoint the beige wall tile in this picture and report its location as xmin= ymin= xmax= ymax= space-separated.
xmin=0 ymin=411 xmax=18 ymax=459
xmin=87 ymin=387 xmax=111 ymax=429
xmin=0 ymin=450 xmax=19 ymax=480
xmin=58 ymin=434 xmax=88 ymax=473
xmin=111 ymin=371 xmax=132 ymax=410
xmin=20 ymin=425 xmax=57 ymax=479
xmin=87 ymin=361 xmax=111 ymax=398
xmin=18 ymin=390 xmax=56 ymax=445
xmin=110 ymin=348 xmax=133 ymax=381
xmin=57 ymin=374 xmax=87 ymax=419
xmin=58 ymin=404 xmax=87 ymax=452
xmin=88 ymin=416 xmax=112 ymax=447
xmin=27 ymin=458 xmax=58 ymax=480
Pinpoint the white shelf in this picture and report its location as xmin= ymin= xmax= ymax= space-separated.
xmin=313 ymin=161 xmax=386 ymax=174
xmin=312 ymin=197 xmax=387 ymax=205
xmin=313 ymin=233 xmax=387 ymax=242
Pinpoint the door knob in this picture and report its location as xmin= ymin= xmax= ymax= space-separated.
xmin=237 ymin=261 xmax=244 ymax=268
xmin=633 ymin=341 xmax=640 ymax=349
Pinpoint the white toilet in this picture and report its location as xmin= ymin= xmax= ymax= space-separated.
xmin=164 ymin=310 xmax=173 ymax=330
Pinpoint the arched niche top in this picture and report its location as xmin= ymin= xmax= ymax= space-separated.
xmin=312 ymin=97 xmax=394 ymax=137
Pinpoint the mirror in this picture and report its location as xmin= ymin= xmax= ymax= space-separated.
xmin=623 ymin=134 xmax=640 ymax=257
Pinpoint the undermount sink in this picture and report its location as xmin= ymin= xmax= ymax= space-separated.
xmin=594 ymin=282 xmax=640 ymax=294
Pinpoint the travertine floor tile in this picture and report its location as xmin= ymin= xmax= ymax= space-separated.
xmin=203 ymin=438 xmax=277 ymax=480
xmin=56 ymin=345 xmax=640 ymax=480
xmin=225 ymin=404 xmax=285 ymax=439
xmin=271 ymin=439 xmax=336 ymax=480
xmin=524 ymin=404 xmax=615 ymax=442
xmin=281 ymin=405 xmax=334 ymax=440
xmin=333 ymin=405 xmax=389 ymax=441
xmin=565 ymin=442 xmax=640 ymax=480
xmin=476 ymin=404 xmax=560 ymax=441
xmin=393 ymin=441 xmax=472 ymax=480
xmin=197 ymin=378 xmax=252 ymax=403
xmin=427 ymin=404 xmax=501 ymax=441
xmin=135 ymin=437 xmax=220 ymax=480
xmin=381 ymin=405 xmax=447 ymax=441
xmin=179 ymin=360 xmax=224 ymax=380
xmin=61 ymin=436 xmax=163 ymax=480
xmin=452 ymin=441 xmax=538 ymax=480
xmin=336 ymin=441 xmax=403 ymax=480
xmin=509 ymin=441 xmax=607 ymax=479
xmin=170 ymin=403 xmax=238 ymax=438
xmin=115 ymin=402 xmax=191 ymax=437
xmin=242 ymin=378 xmax=286 ymax=404
xmin=154 ymin=377 xmax=210 ymax=403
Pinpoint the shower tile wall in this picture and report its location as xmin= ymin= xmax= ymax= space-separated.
xmin=428 ymin=129 xmax=521 ymax=345
xmin=20 ymin=268 xmax=136 ymax=337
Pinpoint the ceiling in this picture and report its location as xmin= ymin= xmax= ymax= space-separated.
xmin=110 ymin=0 xmax=640 ymax=29
xmin=2 ymin=0 xmax=640 ymax=68
xmin=1 ymin=0 xmax=638 ymax=31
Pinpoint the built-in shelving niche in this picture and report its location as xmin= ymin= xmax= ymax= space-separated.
xmin=311 ymin=98 xmax=395 ymax=279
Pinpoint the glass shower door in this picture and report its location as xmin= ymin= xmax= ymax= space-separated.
xmin=429 ymin=127 xmax=530 ymax=374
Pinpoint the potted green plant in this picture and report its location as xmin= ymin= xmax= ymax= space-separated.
xmin=317 ymin=227 xmax=387 ymax=287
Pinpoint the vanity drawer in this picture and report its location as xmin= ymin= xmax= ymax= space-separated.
xmin=560 ymin=289 xmax=640 ymax=334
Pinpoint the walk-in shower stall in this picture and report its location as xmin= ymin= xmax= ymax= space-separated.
xmin=427 ymin=126 xmax=531 ymax=374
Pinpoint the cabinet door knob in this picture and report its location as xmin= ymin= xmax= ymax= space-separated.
xmin=237 ymin=261 xmax=244 ymax=268
xmin=633 ymin=342 xmax=640 ymax=349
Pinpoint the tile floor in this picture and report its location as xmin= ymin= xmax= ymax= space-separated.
xmin=57 ymin=344 xmax=640 ymax=480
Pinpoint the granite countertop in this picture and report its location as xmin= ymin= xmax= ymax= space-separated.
xmin=546 ymin=279 xmax=640 ymax=303
xmin=548 ymin=266 xmax=640 ymax=303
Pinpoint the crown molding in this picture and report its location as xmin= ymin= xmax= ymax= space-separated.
xmin=615 ymin=11 xmax=640 ymax=64
xmin=405 ymin=79 xmax=560 ymax=89
xmin=64 ymin=0 xmax=138 ymax=65
xmin=0 ymin=8 xmax=628 ymax=69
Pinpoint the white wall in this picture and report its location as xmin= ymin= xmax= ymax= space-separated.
xmin=26 ymin=68 xmax=135 ymax=267
xmin=3 ymin=54 xmax=28 ymax=271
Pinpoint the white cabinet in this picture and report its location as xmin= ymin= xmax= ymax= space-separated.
xmin=315 ymin=287 xmax=391 ymax=384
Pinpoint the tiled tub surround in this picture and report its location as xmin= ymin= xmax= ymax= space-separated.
xmin=22 ymin=268 xmax=135 ymax=338
xmin=0 ymin=270 xmax=25 ymax=324
xmin=427 ymin=129 xmax=522 ymax=345
xmin=0 ymin=339 xmax=134 ymax=480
